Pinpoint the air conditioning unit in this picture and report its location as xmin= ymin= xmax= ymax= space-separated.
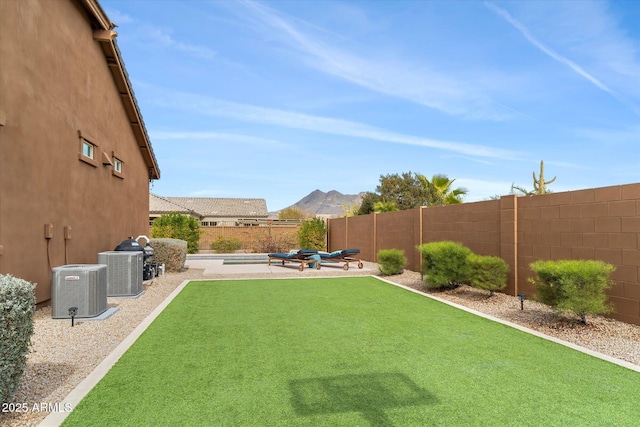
xmin=98 ymin=251 xmax=143 ymax=297
xmin=51 ymin=264 xmax=107 ymax=319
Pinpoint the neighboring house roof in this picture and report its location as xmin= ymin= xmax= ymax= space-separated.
xmin=150 ymin=194 xmax=269 ymax=218
xmin=149 ymin=193 xmax=195 ymax=215
xmin=81 ymin=0 xmax=160 ymax=180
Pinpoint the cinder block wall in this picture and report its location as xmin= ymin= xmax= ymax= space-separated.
xmin=516 ymin=185 xmax=639 ymax=325
xmin=198 ymin=225 xmax=300 ymax=252
xmin=328 ymin=183 xmax=640 ymax=326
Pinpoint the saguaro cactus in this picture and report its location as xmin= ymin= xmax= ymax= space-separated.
xmin=533 ymin=160 xmax=556 ymax=194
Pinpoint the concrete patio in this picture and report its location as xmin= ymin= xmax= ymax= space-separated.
xmin=185 ymin=253 xmax=376 ymax=277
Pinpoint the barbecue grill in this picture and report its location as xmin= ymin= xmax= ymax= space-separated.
xmin=114 ymin=235 xmax=157 ymax=280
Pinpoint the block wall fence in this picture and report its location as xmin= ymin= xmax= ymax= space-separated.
xmin=197 ymin=225 xmax=300 ymax=252
xmin=327 ymin=183 xmax=640 ymax=326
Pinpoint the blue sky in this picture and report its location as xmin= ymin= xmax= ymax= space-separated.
xmin=102 ymin=0 xmax=640 ymax=211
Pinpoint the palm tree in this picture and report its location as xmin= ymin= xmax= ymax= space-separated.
xmin=417 ymin=174 xmax=468 ymax=206
xmin=373 ymin=200 xmax=399 ymax=212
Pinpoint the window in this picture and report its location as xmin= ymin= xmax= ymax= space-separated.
xmin=82 ymin=140 xmax=94 ymax=159
xmin=111 ymin=152 xmax=124 ymax=179
xmin=78 ymin=131 xmax=99 ymax=168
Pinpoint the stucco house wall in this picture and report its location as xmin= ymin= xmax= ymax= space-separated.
xmin=0 ymin=0 xmax=160 ymax=304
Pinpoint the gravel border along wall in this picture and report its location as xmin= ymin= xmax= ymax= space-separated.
xmin=2 ymin=265 xmax=639 ymax=426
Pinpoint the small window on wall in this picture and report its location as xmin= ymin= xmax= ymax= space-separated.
xmin=111 ymin=152 xmax=124 ymax=179
xmin=78 ymin=131 xmax=99 ymax=168
xmin=82 ymin=140 xmax=94 ymax=159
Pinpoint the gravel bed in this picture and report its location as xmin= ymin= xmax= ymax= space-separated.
xmin=2 ymin=266 xmax=639 ymax=426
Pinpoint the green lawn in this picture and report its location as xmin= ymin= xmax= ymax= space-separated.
xmin=63 ymin=277 xmax=640 ymax=426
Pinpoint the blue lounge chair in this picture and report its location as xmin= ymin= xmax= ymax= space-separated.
xmin=267 ymin=249 xmax=320 ymax=271
xmin=319 ymin=248 xmax=363 ymax=270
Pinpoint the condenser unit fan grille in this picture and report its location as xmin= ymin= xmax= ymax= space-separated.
xmin=51 ymin=264 xmax=107 ymax=318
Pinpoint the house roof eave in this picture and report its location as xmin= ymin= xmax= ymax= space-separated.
xmin=82 ymin=0 xmax=161 ymax=180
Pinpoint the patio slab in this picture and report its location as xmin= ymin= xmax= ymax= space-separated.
xmin=184 ymin=255 xmax=375 ymax=277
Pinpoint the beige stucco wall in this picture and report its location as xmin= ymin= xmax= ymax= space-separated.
xmin=0 ymin=0 xmax=153 ymax=303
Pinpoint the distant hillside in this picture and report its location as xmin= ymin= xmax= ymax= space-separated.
xmin=275 ymin=189 xmax=366 ymax=218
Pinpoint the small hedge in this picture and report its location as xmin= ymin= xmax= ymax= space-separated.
xmin=255 ymin=233 xmax=296 ymax=253
xmin=418 ymin=241 xmax=472 ymax=289
xmin=210 ymin=236 xmax=243 ymax=253
xmin=1 ymin=274 xmax=36 ymax=403
xmin=377 ymin=249 xmax=407 ymax=276
xmin=468 ymin=254 xmax=508 ymax=296
xmin=297 ymin=218 xmax=327 ymax=251
xmin=150 ymin=238 xmax=188 ymax=272
xmin=529 ymin=259 xmax=615 ymax=324
xmin=151 ymin=213 xmax=201 ymax=254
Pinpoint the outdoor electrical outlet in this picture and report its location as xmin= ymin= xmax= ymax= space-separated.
xmin=64 ymin=226 xmax=72 ymax=240
xmin=44 ymin=223 xmax=54 ymax=239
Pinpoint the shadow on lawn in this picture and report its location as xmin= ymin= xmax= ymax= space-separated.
xmin=289 ymin=372 xmax=437 ymax=426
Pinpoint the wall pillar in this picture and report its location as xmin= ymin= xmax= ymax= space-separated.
xmin=499 ymin=195 xmax=518 ymax=296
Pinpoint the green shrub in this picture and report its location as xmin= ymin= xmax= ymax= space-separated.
xmin=150 ymin=238 xmax=188 ymax=272
xmin=151 ymin=213 xmax=201 ymax=254
xmin=210 ymin=236 xmax=243 ymax=253
xmin=297 ymin=218 xmax=327 ymax=251
xmin=417 ymin=241 xmax=472 ymax=288
xmin=529 ymin=259 xmax=615 ymax=324
xmin=1 ymin=274 xmax=36 ymax=403
xmin=377 ymin=249 xmax=408 ymax=275
xmin=468 ymin=254 xmax=508 ymax=296
xmin=255 ymin=233 xmax=297 ymax=253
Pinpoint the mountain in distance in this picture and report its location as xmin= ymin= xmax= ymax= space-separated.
xmin=274 ymin=189 xmax=366 ymax=218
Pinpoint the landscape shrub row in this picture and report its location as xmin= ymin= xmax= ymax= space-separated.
xmin=205 ymin=220 xmax=326 ymax=253
xmin=209 ymin=236 xmax=243 ymax=253
xmin=153 ymin=214 xmax=329 ymax=253
xmin=1 ymin=274 xmax=36 ymax=403
xmin=417 ymin=241 xmax=615 ymax=324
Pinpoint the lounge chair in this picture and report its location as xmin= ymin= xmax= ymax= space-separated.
xmin=267 ymin=249 xmax=320 ymax=271
xmin=319 ymin=248 xmax=363 ymax=270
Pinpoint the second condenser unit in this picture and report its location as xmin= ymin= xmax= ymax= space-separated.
xmin=98 ymin=251 xmax=143 ymax=297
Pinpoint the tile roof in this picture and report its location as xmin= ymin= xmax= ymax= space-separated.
xmin=149 ymin=194 xmax=194 ymax=214
xmin=150 ymin=194 xmax=268 ymax=218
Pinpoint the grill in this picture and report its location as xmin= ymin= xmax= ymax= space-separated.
xmin=114 ymin=236 xmax=157 ymax=280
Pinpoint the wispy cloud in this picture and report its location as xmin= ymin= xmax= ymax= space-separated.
xmin=139 ymin=24 xmax=217 ymax=60
xmin=484 ymin=1 xmax=640 ymax=119
xmin=150 ymin=131 xmax=290 ymax=149
xmin=105 ymin=8 xmax=217 ymax=61
xmin=144 ymin=85 xmax=525 ymax=161
xmin=455 ymin=178 xmax=515 ymax=201
xmin=230 ymin=0 xmax=523 ymax=121
xmin=106 ymin=9 xmax=134 ymax=25
xmin=573 ymin=125 xmax=640 ymax=146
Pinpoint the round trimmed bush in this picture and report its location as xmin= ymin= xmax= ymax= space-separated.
xmin=377 ymin=249 xmax=408 ymax=275
xmin=418 ymin=241 xmax=472 ymax=288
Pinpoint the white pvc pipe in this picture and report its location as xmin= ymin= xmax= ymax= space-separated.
xmin=135 ymin=235 xmax=150 ymax=245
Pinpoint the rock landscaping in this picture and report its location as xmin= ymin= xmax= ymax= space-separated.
xmin=2 ymin=265 xmax=638 ymax=426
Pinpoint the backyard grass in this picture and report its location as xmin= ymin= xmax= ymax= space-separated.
xmin=63 ymin=277 xmax=639 ymax=426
